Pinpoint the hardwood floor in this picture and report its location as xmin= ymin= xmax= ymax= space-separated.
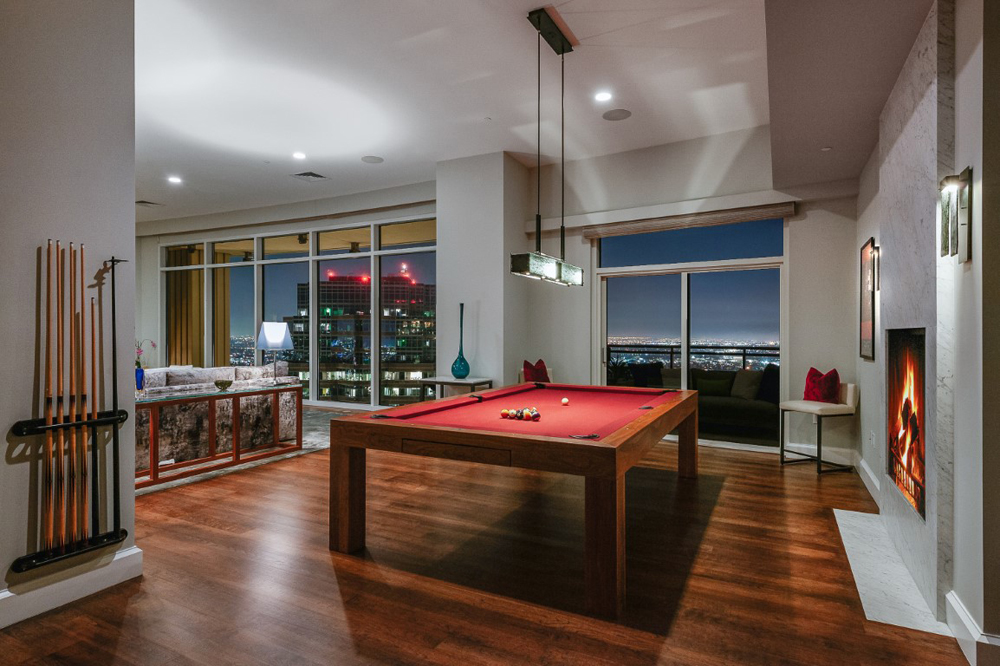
xmin=1 ymin=442 xmax=965 ymax=665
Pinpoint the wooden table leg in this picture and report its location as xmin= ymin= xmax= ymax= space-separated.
xmin=585 ymin=474 xmax=625 ymax=618
xmin=329 ymin=445 xmax=366 ymax=553
xmin=677 ymin=406 xmax=699 ymax=479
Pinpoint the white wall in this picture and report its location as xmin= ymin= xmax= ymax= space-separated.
xmin=785 ymin=199 xmax=860 ymax=454
xmin=856 ymin=148 xmax=884 ymax=497
xmin=0 ymin=0 xmax=141 ymax=628
xmin=534 ymin=126 xmax=774 ymax=218
xmin=436 ymin=153 xmax=530 ymax=386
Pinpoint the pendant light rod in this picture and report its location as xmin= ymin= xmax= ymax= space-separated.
xmin=560 ymin=51 xmax=565 ymax=261
xmin=536 ymin=31 xmax=542 ymax=254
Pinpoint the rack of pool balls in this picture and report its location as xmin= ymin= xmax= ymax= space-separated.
xmin=500 ymin=407 xmax=541 ymax=421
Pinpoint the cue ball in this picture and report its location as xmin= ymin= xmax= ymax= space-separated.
xmin=561 ymin=397 xmax=569 ymax=405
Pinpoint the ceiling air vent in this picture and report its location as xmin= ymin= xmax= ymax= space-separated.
xmin=291 ymin=171 xmax=329 ymax=182
xmin=135 ymin=200 xmax=164 ymax=207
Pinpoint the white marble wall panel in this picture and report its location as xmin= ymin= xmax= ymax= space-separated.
xmin=877 ymin=2 xmax=946 ymax=617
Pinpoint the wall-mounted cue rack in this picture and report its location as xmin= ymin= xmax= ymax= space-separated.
xmin=9 ymin=243 xmax=129 ymax=573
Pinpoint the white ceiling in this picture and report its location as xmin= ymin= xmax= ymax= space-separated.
xmin=135 ymin=0 xmax=771 ymax=222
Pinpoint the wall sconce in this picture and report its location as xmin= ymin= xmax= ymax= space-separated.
xmin=874 ymin=244 xmax=881 ymax=291
xmin=940 ymin=167 xmax=972 ymax=263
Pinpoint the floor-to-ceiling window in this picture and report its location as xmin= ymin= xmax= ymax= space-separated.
xmin=159 ymin=218 xmax=436 ymax=407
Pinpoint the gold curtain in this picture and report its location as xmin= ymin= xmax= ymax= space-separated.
xmin=166 ymin=269 xmax=204 ymax=366
xmin=212 ymin=268 xmax=231 ymax=367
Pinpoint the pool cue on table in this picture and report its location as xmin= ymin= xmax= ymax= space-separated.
xmin=43 ymin=240 xmax=54 ymax=551
xmin=68 ymin=244 xmax=78 ymax=544
xmin=79 ymin=244 xmax=88 ymax=540
xmin=55 ymin=241 xmax=66 ymax=547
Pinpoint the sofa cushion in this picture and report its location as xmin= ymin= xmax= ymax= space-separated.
xmin=143 ymin=367 xmax=168 ymax=388
xmin=628 ymin=362 xmax=663 ymax=387
xmin=236 ymin=360 xmax=290 ymax=380
xmin=731 ymin=369 xmax=763 ymax=400
xmin=690 ymin=369 xmax=736 ymax=394
xmin=756 ymin=363 xmax=780 ymax=404
xmin=167 ymin=366 xmax=236 ymax=386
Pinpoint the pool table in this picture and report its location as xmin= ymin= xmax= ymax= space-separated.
xmin=328 ymin=382 xmax=698 ymax=618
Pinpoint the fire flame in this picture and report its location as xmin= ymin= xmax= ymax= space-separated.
xmin=896 ymin=349 xmax=919 ymax=469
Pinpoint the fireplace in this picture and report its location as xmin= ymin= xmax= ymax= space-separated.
xmin=887 ymin=328 xmax=926 ymax=517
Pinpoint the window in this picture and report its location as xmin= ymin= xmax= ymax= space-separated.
xmin=380 ymin=219 xmax=436 ymax=251
xmin=159 ymin=218 xmax=436 ymax=407
xmin=262 ymin=262 xmax=310 ymax=398
xmin=212 ymin=239 xmax=254 ymax=263
xmin=263 ymin=233 xmax=311 ymax=259
xmin=317 ymin=257 xmax=371 ymax=403
xmin=600 ymin=218 xmax=783 ymax=268
xmin=379 ymin=253 xmax=436 ymax=406
xmin=319 ymin=227 xmax=371 ymax=255
xmin=163 ymin=243 xmax=204 ymax=267
xmin=165 ymin=268 xmax=204 ymax=365
xmin=212 ymin=265 xmax=254 ymax=366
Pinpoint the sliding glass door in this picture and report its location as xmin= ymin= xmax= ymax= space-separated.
xmin=605 ymin=274 xmax=682 ymax=388
xmin=688 ymin=269 xmax=780 ymax=371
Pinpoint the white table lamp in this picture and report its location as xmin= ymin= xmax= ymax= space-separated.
xmin=256 ymin=322 xmax=293 ymax=383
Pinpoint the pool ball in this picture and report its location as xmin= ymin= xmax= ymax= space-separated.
xmin=501 ymin=409 xmax=509 ymax=418
xmin=561 ymin=397 xmax=569 ymax=405
xmin=531 ymin=411 xmax=541 ymax=421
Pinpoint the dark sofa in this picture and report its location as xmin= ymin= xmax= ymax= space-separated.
xmin=623 ymin=362 xmax=780 ymax=443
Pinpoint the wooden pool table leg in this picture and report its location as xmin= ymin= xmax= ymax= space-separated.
xmin=677 ymin=405 xmax=699 ymax=479
xmin=585 ymin=474 xmax=626 ymax=618
xmin=329 ymin=445 xmax=366 ymax=553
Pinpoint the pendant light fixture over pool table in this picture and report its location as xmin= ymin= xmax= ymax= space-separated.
xmin=509 ymin=6 xmax=584 ymax=288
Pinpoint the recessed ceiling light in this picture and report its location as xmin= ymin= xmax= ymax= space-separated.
xmin=361 ymin=155 xmax=384 ymax=164
xmin=602 ymin=109 xmax=632 ymax=121
xmin=167 ymin=176 xmax=182 ymax=184
xmin=292 ymin=151 xmax=306 ymax=160
xmin=594 ymin=91 xmax=612 ymax=102
xmin=820 ymin=146 xmax=833 ymax=152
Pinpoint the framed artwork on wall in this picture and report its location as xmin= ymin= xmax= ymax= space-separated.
xmin=860 ymin=237 xmax=876 ymax=360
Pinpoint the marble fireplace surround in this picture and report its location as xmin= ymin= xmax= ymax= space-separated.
xmin=857 ymin=0 xmax=955 ymax=622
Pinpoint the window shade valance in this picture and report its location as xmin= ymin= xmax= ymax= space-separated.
xmin=581 ymin=202 xmax=796 ymax=240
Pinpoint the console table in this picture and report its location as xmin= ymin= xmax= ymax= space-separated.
xmin=135 ymin=383 xmax=302 ymax=489
xmin=418 ymin=376 xmax=494 ymax=400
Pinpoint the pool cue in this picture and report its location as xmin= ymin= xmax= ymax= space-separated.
xmin=109 ymin=257 xmax=122 ymax=537
xmin=67 ymin=244 xmax=78 ymax=544
xmin=43 ymin=240 xmax=54 ymax=551
xmin=90 ymin=296 xmax=99 ymax=536
xmin=55 ymin=242 xmax=65 ymax=546
xmin=79 ymin=244 xmax=88 ymax=540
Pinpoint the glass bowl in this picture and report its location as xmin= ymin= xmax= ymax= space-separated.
xmin=214 ymin=379 xmax=233 ymax=392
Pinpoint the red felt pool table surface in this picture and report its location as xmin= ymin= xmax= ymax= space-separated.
xmin=377 ymin=383 xmax=678 ymax=441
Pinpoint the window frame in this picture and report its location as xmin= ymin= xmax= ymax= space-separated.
xmin=158 ymin=216 xmax=436 ymax=409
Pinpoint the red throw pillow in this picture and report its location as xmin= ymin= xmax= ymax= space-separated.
xmin=523 ymin=359 xmax=550 ymax=382
xmin=804 ymin=367 xmax=841 ymax=403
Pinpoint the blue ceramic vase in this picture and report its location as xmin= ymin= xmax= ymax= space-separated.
xmin=451 ymin=302 xmax=470 ymax=379
xmin=135 ymin=366 xmax=145 ymax=393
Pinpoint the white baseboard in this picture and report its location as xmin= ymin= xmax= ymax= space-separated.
xmin=0 ymin=545 xmax=142 ymax=630
xmin=946 ymin=590 xmax=1000 ymax=665
xmin=858 ymin=457 xmax=881 ymax=503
